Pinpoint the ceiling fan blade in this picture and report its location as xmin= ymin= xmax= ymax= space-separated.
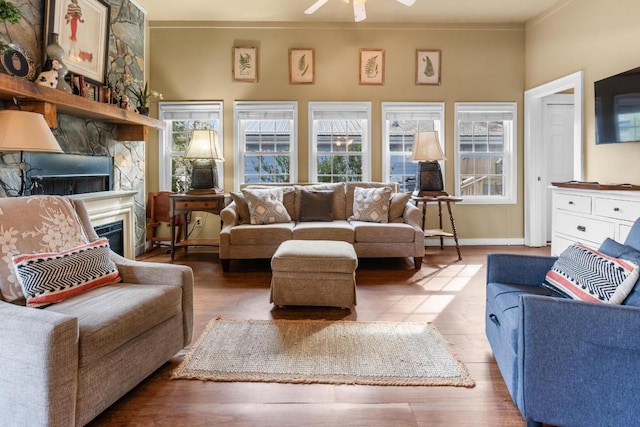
xmin=396 ymin=0 xmax=416 ymax=6
xmin=353 ymin=0 xmax=366 ymax=22
xmin=304 ymin=0 xmax=329 ymax=15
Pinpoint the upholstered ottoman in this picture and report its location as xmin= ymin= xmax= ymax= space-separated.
xmin=270 ymin=240 xmax=358 ymax=309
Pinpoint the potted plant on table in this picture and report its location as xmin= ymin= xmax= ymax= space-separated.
xmin=124 ymin=76 xmax=163 ymax=115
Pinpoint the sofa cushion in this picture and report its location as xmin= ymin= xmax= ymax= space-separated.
xmin=351 ymin=221 xmax=416 ymax=243
xmin=349 ymin=186 xmax=392 ymax=223
xmin=486 ymin=282 xmax=556 ymax=353
xmin=295 ymin=183 xmax=346 ymax=220
xmin=242 ymin=185 xmax=296 ymax=220
xmin=345 ymin=182 xmax=395 ymax=218
xmin=389 ymin=192 xmax=411 ymax=223
xmin=229 ymin=223 xmax=294 ymax=245
xmin=599 ymin=238 xmax=640 ymax=306
xmin=292 ymin=220 xmax=354 ymax=242
xmin=12 ymin=238 xmax=121 ymax=308
xmin=241 ymin=187 xmax=292 ymax=225
xmin=230 ymin=191 xmax=252 ymax=224
xmin=45 ymin=283 xmax=182 ymax=367
xmin=298 ymin=189 xmax=334 ymax=222
xmin=543 ymin=243 xmax=640 ymax=304
xmin=0 ymin=195 xmax=90 ymax=302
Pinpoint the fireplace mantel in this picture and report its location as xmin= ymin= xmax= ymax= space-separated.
xmin=69 ymin=191 xmax=137 ymax=259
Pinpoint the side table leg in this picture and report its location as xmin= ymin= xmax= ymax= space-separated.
xmin=170 ymin=215 xmax=176 ymax=261
xmin=437 ymin=200 xmax=444 ymax=249
xmin=446 ymin=201 xmax=462 ymax=260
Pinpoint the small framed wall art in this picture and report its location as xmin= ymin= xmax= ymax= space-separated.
xmin=46 ymin=0 xmax=110 ymax=85
xmin=289 ymin=48 xmax=315 ymax=84
xmin=359 ymin=48 xmax=384 ymax=85
xmin=416 ymin=49 xmax=442 ymax=85
xmin=232 ymin=47 xmax=259 ymax=83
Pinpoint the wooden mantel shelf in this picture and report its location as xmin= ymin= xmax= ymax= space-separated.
xmin=0 ymin=73 xmax=165 ymax=141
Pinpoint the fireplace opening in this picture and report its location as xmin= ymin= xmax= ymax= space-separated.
xmin=94 ymin=220 xmax=124 ymax=256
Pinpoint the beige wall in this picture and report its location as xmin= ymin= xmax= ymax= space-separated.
xmin=526 ymin=0 xmax=640 ymax=183
xmin=147 ymin=22 xmax=525 ymax=240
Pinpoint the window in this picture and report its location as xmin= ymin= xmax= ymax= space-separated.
xmin=234 ymin=102 xmax=297 ymax=189
xmin=454 ymin=102 xmax=517 ymax=204
xmin=158 ymin=102 xmax=223 ymax=193
xmin=382 ymin=102 xmax=445 ymax=192
xmin=308 ymin=102 xmax=371 ymax=182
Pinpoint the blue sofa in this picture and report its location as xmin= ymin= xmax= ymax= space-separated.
xmin=485 ymin=220 xmax=640 ymax=427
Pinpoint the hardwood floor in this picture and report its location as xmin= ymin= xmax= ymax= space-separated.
xmin=89 ymin=245 xmax=550 ymax=427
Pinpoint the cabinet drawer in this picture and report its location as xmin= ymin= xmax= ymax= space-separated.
xmin=555 ymin=192 xmax=591 ymax=214
xmin=551 ymin=233 xmax=598 ymax=256
xmin=555 ymin=211 xmax=614 ymax=244
xmin=174 ymin=199 xmax=221 ymax=211
xmin=594 ymin=197 xmax=640 ymax=222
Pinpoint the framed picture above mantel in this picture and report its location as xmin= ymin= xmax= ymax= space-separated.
xmin=45 ymin=0 xmax=110 ymax=85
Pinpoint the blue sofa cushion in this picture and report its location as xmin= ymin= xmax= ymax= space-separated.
xmin=486 ymin=282 xmax=556 ymax=353
xmin=599 ymin=238 xmax=640 ymax=307
xmin=543 ymin=243 xmax=639 ymax=304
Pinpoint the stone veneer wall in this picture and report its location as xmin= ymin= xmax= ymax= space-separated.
xmin=0 ymin=0 xmax=147 ymax=255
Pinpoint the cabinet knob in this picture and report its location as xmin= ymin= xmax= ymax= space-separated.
xmin=568 ymin=201 xmax=574 ymax=205
xmin=613 ymin=207 xmax=620 ymax=212
xmin=577 ymin=225 xmax=586 ymax=232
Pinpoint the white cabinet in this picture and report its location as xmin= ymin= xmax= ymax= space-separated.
xmin=551 ymin=187 xmax=640 ymax=256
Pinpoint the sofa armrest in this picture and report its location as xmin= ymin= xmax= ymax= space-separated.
xmin=0 ymin=302 xmax=78 ymax=427
xmin=486 ymin=253 xmax=557 ymax=288
xmin=518 ymin=295 xmax=640 ymax=426
xmin=402 ymin=202 xmax=422 ymax=229
xmin=111 ymin=253 xmax=194 ymax=346
xmin=220 ymin=202 xmax=240 ymax=227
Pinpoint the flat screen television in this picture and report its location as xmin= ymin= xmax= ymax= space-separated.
xmin=594 ymin=66 xmax=640 ymax=144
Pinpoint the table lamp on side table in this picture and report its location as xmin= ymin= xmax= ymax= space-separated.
xmin=185 ymin=129 xmax=224 ymax=194
xmin=411 ymin=130 xmax=446 ymax=196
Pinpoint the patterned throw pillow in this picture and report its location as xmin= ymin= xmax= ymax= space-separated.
xmin=12 ymin=238 xmax=121 ymax=308
xmin=349 ymin=186 xmax=392 ymax=223
xmin=241 ymin=188 xmax=292 ymax=225
xmin=543 ymin=243 xmax=640 ymax=304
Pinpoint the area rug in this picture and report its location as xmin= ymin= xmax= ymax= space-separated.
xmin=171 ymin=318 xmax=475 ymax=387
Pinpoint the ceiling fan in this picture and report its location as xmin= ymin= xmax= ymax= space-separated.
xmin=305 ymin=0 xmax=416 ymax=23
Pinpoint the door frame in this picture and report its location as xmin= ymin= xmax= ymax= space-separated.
xmin=524 ymin=71 xmax=584 ymax=247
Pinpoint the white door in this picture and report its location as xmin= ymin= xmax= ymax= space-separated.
xmin=543 ymin=95 xmax=574 ymax=242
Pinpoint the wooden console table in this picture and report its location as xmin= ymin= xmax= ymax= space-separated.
xmin=169 ymin=193 xmax=226 ymax=260
xmin=411 ymin=193 xmax=462 ymax=260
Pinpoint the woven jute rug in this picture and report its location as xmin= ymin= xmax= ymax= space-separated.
xmin=171 ymin=319 xmax=475 ymax=387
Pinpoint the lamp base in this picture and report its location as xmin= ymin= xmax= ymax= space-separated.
xmin=189 ymin=159 xmax=220 ymax=194
xmin=415 ymin=160 xmax=444 ymax=192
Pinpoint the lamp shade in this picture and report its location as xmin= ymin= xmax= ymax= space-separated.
xmin=0 ymin=110 xmax=62 ymax=153
xmin=411 ymin=131 xmax=445 ymax=162
xmin=185 ymin=130 xmax=224 ymax=161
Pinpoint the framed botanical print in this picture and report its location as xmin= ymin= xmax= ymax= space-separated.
xmin=233 ymin=47 xmax=259 ymax=83
xmin=359 ymin=49 xmax=384 ymax=85
xmin=47 ymin=0 xmax=110 ymax=85
xmin=289 ymin=48 xmax=315 ymax=84
xmin=416 ymin=49 xmax=442 ymax=85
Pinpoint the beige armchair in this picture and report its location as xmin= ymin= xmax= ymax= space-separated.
xmin=0 ymin=195 xmax=193 ymax=426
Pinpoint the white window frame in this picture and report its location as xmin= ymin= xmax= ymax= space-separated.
xmin=308 ymin=101 xmax=371 ymax=182
xmin=454 ymin=102 xmax=517 ymax=204
xmin=158 ymin=101 xmax=224 ymax=192
xmin=233 ymin=101 xmax=298 ymax=190
xmin=381 ymin=102 xmax=445 ymax=191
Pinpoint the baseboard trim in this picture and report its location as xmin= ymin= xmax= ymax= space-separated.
xmin=424 ymin=238 xmax=533 ymax=247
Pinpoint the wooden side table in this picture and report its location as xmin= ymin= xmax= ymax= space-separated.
xmin=169 ymin=193 xmax=227 ymax=260
xmin=411 ymin=192 xmax=462 ymax=260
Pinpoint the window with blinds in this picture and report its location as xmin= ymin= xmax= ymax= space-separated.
xmin=308 ymin=102 xmax=371 ymax=183
xmin=234 ymin=102 xmax=298 ymax=188
xmin=381 ymin=103 xmax=445 ymax=192
xmin=454 ymin=102 xmax=517 ymax=204
xmin=158 ymin=102 xmax=223 ymax=193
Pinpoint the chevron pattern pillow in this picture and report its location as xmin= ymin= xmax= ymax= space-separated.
xmin=543 ymin=243 xmax=640 ymax=304
xmin=12 ymin=238 xmax=121 ymax=308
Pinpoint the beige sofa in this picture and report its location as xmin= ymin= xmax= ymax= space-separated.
xmin=0 ymin=196 xmax=193 ymax=426
xmin=219 ymin=182 xmax=424 ymax=271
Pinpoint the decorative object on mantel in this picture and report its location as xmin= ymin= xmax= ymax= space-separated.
xmin=45 ymin=33 xmax=73 ymax=93
xmin=412 ymin=130 xmax=446 ymax=195
xmin=551 ymin=181 xmax=640 ymax=191
xmin=124 ymin=74 xmax=163 ymax=115
xmin=0 ymin=44 xmax=35 ymax=80
xmin=0 ymin=110 xmax=63 ymax=196
xmin=36 ymin=59 xmax=61 ymax=88
xmin=184 ymin=129 xmax=224 ymax=194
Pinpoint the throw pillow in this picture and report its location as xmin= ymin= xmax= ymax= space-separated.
xmin=349 ymin=186 xmax=392 ymax=223
xmin=298 ymin=189 xmax=334 ymax=222
xmin=543 ymin=243 xmax=640 ymax=304
xmin=599 ymin=238 xmax=640 ymax=306
xmin=389 ymin=192 xmax=411 ymax=223
xmin=230 ymin=191 xmax=251 ymax=224
xmin=241 ymin=187 xmax=292 ymax=225
xmin=12 ymin=238 xmax=121 ymax=308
